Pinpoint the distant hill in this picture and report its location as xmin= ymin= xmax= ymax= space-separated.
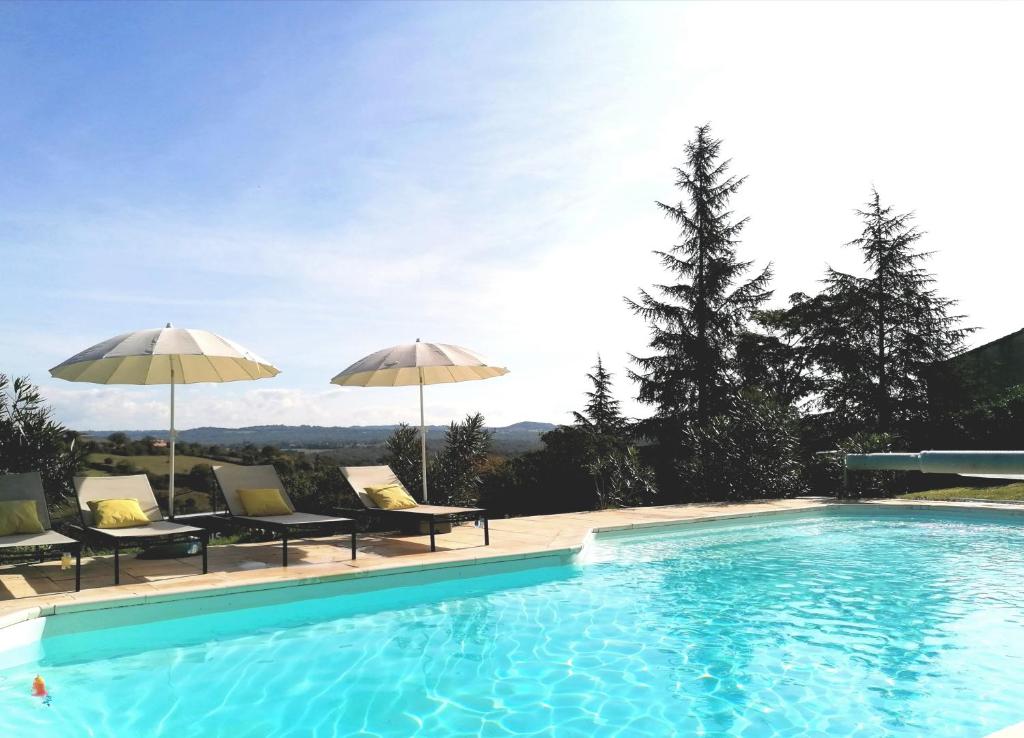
xmin=81 ymin=422 xmax=558 ymax=454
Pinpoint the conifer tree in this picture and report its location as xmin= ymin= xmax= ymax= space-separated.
xmin=626 ymin=124 xmax=771 ymax=458
xmin=573 ymin=355 xmax=626 ymax=436
xmin=791 ymin=189 xmax=971 ymax=440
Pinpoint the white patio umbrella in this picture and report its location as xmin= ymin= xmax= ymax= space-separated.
xmin=330 ymin=340 xmax=509 ymax=502
xmin=50 ymin=324 xmax=280 ymax=518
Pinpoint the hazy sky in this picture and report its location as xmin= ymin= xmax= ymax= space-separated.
xmin=2 ymin=1 xmax=1022 ymax=431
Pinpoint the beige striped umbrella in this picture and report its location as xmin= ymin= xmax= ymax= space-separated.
xmin=50 ymin=324 xmax=280 ymax=517
xmin=330 ymin=339 xmax=509 ymax=502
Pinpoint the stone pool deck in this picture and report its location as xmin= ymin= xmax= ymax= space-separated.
xmin=7 ymin=495 xmax=1021 ymax=625
xmin=6 ymin=495 xmax=1024 ymax=622
xmin=1 ymin=497 xmax=833 ymax=624
xmin=6 ymin=496 xmax=1024 ymax=627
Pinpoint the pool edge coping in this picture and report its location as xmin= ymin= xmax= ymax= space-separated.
xmin=7 ymin=497 xmax=1024 ymax=629
xmin=3 ymin=497 xmax=1024 ymax=737
xmin=4 ymin=497 xmax=1020 ymax=633
xmin=1 ymin=500 xmax=835 ymax=632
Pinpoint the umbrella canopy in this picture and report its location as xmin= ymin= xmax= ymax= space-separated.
xmin=331 ymin=340 xmax=508 ymax=502
xmin=51 ymin=324 xmax=280 ymax=517
xmin=330 ymin=342 xmax=507 ymax=387
xmin=51 ymin=327 xmax=278 ymax=384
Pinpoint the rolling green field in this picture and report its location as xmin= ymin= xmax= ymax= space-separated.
xmin=900 ymin=482 xmax=1024 ymax=502
xmin=84 ymin=453 xmax=237 ymax=475
xmin=82 ymin=453 xmax=239 ymax=513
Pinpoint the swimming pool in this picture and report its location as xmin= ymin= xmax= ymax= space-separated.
xmin=2 ymin=507 xmax=1024 ymax=737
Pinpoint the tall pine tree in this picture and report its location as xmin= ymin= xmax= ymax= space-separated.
xmin=626 ymin=124 xmax=771 ymax=469
xmin=573 ymin=355 xmax=626 ymax=435
xmin=791 ymin=188 xmax=971 ymax=441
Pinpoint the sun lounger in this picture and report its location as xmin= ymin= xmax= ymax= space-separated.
xmin=212 ymin=465 xmax=356 ymax=567
xmin=72 ymin=475 xmax=209 ymax=585
xmin=0 ymin=472 xmax=82 ymax=591
xmin=341 ymin=465 xmax=489 ymax=552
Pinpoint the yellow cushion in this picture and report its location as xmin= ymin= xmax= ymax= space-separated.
xmin=365 ymin=484 xmax=417 ymax=510
xmin=88 ymin=498 xmax=151 ymax=529
xmin=237 ymin=488 xmax=291 ymax=516
xmin=0 ymin=500 xmax=45 ymax=536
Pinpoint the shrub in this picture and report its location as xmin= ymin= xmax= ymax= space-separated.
xmin=479 ymin=425 xmax=657 ymax=516
xmin=676 ymin=391 xmax=805 ymax=501
xmin=0 ymin=373 xmax=82 ymax=502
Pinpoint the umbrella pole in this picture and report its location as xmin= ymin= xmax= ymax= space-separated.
xmin=169 ymin=369 xmax=176 ymax=520
xmin=419 ymin=374 xmax=428 ymax=503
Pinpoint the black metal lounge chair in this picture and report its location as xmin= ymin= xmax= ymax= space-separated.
xmin=0 ymin=472 xmax=82 ymax=592
xmin=71 ymin=474 xmax=209 ymax=585
xmin=341 ymin=465 xmax=489 ymax=552
xmin=212 ymin=465 xmax=356 ymax=567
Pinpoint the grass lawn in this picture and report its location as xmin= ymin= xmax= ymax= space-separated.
xmin=899 ymin=482 xmax=1024 ymax=502
xmin=85 ymin=452 xmax=237 ymax=475
xmin=81 ymin=453 xmax=238 ymax=514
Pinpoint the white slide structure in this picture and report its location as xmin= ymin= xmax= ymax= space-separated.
xmin=845 ymin=451 xmax=1024 ymax=481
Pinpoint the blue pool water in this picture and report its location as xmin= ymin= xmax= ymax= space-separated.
xmin=3 ymin=508 xmax=1024 ymax=737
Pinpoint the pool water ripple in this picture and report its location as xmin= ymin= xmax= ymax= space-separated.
xmin=3 ymin=509 xmax=1024 ymax=737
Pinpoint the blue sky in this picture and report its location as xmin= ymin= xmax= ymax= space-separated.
xmin=2 ymin=2 xmax=1023 ymax=430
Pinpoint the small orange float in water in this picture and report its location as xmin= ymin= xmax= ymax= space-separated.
xmin=32 ymin=675 xmax=47 ymax=697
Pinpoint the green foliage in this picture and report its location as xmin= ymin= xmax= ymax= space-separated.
xmin=480 ymin=426 xmax=599 ymax=516
xmin=383 ymin=423 xmax=422 ymax=496
xmin=430 ymin=413 xmax=493 ymax=506
xmin=113 ymin=459 xmax=137 ymax=475
xmin=480 ymin=424 xmax=657 ymax=515
xmin=272 ymin=454 xmax=358 ymax=514
xmin=900 ymin=482 xmax=1024 ymax=502
xmin=587 ymin=441 xmax=658 ymax=509
xmin=572 ymin=356 xmax=627 ymax=435
xmin=809 ymin=432 xmax=899 ymax=499
xmin=626 ymin=124 xmax=772 ymax=490
xmin=382 ymin=415 xmax=494 ymax=505
xmin=790 ymin=189 xmax=970 ymax=442
xmin=676 ymin=391 xmax=805 ymax=501
xmin=184 ymin=462 xmax=216 ymax=494
xmin=0 ymin=373 xmax=82 ymax=501
xmin=735 ymin=309 xmax=815 ymax=407
xmin=944 ymin=384 xmax=1024 ymax=450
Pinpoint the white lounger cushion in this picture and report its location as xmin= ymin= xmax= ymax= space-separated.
xmin=235 ymin=512 xmax=350 ymax=526
xmin=85 ymin=520 xmax=204 ymax=538
xmin=0 ymin=529 xmax=78 ymax=549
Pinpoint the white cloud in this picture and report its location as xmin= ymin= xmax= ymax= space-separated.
xmin=7 ymin=1 xmax=1024 ymax=431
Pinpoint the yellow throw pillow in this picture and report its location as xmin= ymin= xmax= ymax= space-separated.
xmin=237 ymin=488 xmax=291 ymax=516
xmin=88 ymin=498 xmax=151 ymax=529
xmin=0 ymin=500 xmax=45 ymax=536
xmin=365 ymin=484 xmax=418 ymax=510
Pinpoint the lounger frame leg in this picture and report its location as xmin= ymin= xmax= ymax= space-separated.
xmin=483 ymin=515 xmax=489 ymax=546
xmin=350 ymin=529 xmax=357 ymax=560
xmin=74 ymin=545 xmax=82 ymax=592
xmin=113 ymin=541 xmax=120 ymax=585
xmin=429 ymin=519 xmax=436 ymax=552
xmin=282 ymin=533 xmax=289 ymax=567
